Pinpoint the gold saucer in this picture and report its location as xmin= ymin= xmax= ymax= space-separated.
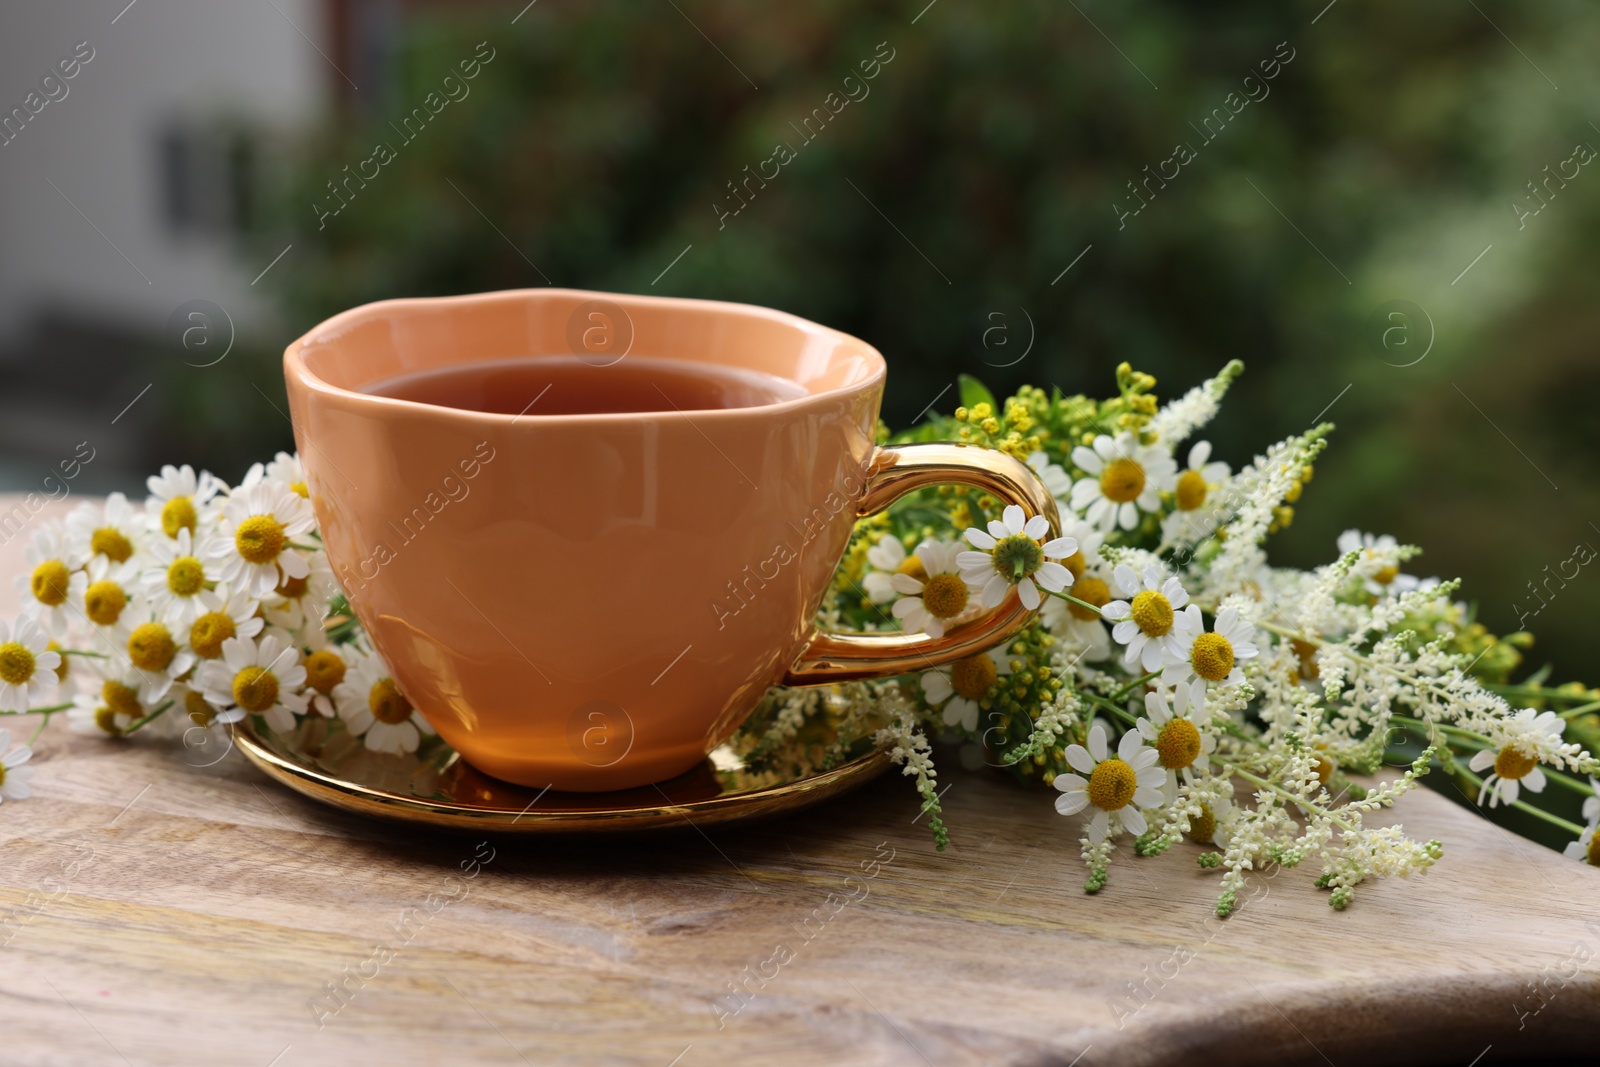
xmin=236 ymin=713 xmax=892 ymax=834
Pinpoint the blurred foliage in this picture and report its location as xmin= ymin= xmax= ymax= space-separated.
xmin=248 ymin=0 xmax=1600 ymax=688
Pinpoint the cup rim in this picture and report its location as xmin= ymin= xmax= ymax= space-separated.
xmin=283 ymin=287 xmax=887 ymax=423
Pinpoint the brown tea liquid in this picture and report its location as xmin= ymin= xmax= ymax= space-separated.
xmin=364 ymin=356 xmax=805 ymax=415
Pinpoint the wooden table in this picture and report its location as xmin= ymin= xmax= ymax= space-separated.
xmin=3 ymin=497 xmax=1595 ymax=1066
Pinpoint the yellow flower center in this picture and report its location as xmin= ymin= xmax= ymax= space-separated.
xmin=1175 ymin=469 xmax=1208 ymax=511
xmin=304 ymin=649 xmax=347 ymax=693
xmin=895 ymin=553 xmax=927 ymax=582
xmin=276 ymin=573 xmax=310 ymax=600
xmin=1313 ymin=755 xmax=1335 ymax=786
xmin=232 ymin=667 xmax=280 ymax=713
xmin=84 ymin=580 xmax=128 ymax=626
xmin=920 ymin=573 xmax=969 ymax=619
xmin=290 ymin=480 xmax=310 ymax=498
xmin=0 ymin=642 xmax=37 ymax=686
xmin=368 ymin=677 xmax=413 ymax=725
xmin=128 ymin=622 xmax=177 ymax=673
xmin=234 ymin=515 xmax=287 ymax=565
xmin=161 ymin=496 xmax=198 ymax=538
xmin=1188 ymin=803 xmax=1217 ymax=845
xmin=1190 ymin=632 xmax=1235 ymax=682
xmin=1156 ymin=718 xmax=1202 ymax=769
xmin=991 ymin=534 xmax=1044 ymax=582
xmin=91 ymin=527 xmax=134 ymax=562
xmin=1099 ymin=457 xmax=1146 ymax=504
xmin=1588 ymin=834 xmax=1600 ymax=867
xmin=47 ymin=640 xmax=69 ymax=683
xmin=1061 ymin=550 xmax=1087 ymax=580
xmin=949 ymin=654 xmax=998 ymax=701
xmin=185 ymin=689 xmax=216 ymax=726
xmin=189 ymin=612 xmax=236 ymax=659
xmin=1291 ymin=638 xmax=1320 ymax=681
xmin=30 ymin=560 xmax=72 ymax=606
xmin=1087 ymin=757 xmax=1137 ymax=811
xmin=167 ymin=557 xmax=206 ymax=596
xmin=95 ymin=706 xmax=124 ymax=736
xmin=103 ymin=679 xmax=142 ymax=716
xmin=1129 ymin=590 xmax=1174 ymax=636
xmin=1373 ymin=565 xmax=1399 ymax=586
xmin=1493 ymin=746 xmax=1537 ymax=781
xmin=1067 ymin=576 xmax=1110 ymax=621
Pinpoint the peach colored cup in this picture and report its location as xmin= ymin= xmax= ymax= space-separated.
xmin=284 ymin=289 xmax=1057 ymax=791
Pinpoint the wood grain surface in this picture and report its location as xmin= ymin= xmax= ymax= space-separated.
xmin=1 ymin=496 xmax=1595 ymax=1067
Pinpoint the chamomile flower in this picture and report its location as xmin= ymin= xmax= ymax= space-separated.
xmin=205 ymin=483 xmax=314 ymax=599
xmin=1172 ymin=442 xmax=1229 ymax=513
xmin=890 ymin=541 xmax=973 ymax=638
xmin=299 ymin=640 xmax=350 ymax=717
xmin=1135 ymin=689 xmax=1214 ymax=800
xmin=1562 ymin=782 xmax=1600 ymax=865
xmin=919 ymin=648 xmax=1012 ymax=732
xmin=141 ymin=527 xmax=218 ymax=630
xmin=1337 ymin=529 xmax=1420 ymax=597
xmin=1102 ymin=563 xmax=1190 ymax=672
xmin=1469 ymin=709 xmax=1565 ymax=808
xmin=185 ymin=587 xmax=265 ymax=662
xmin=1162 ymin=442 xmax=1231 ymax=545
xmin=1186 ymin=795 xmax=1234 ymax=847
xmin=0 ymin=730 xmax=35 ymax=803
xmin=1053 ymin=723 xmax=1167 ymax=842
xmin=1026 ymin=451 xmax=1073 ymax=501
xmin=64 ymin=492 xmax=143 ymax=566
xmin=1162 ymin=605 xmax=1258 ymax=712
xmin=1040 ymin=570 xmax=1113 ymax=662
xmin=242 ymin=452 xmax=310 ymax=499
xmin=146 ymin=463 xmax=222 ymax=540
xmin=862 ymin=534 xmax=921 ymax=604
xmin=333 ymin=651 xmax=434 ymax=754
xmin=19 ymin=527 xmax=88 ymax=632
xmin=196 ymin=633 xmax=308 ymax=734
xmin=68 ymin=691 xmax=135 ymax=737
xmin=957 ymin=504 xmax=1077 ymax=611
xmin=79 ymin=555 xmax=141 ymax=639
xmin=123 ymin=613 xmax=197 ymax=703
xmin=263 ymin=549 xmax=336 ymax=632
xmin=0 ymin=614 xmax=62 ymax=713
xmin=1068 ymin=432 xmax=1177 ymax=532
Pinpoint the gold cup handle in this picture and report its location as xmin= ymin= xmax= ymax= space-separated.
xmin=782 ymin=442 xmax=1061 ymax=686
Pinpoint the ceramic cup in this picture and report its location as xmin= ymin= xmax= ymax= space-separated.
xmin=284 ymin=289 xmax=1058 ymax=791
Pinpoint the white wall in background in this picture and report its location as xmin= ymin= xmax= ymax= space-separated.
xmin=0 ymin=0 xmax=329 ymax=345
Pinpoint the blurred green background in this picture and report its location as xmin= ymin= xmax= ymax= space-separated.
xmin=253 ymin=0 xmax=1600 ymax=688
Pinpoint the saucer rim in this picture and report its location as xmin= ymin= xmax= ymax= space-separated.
xmin=236 ymin=722 xmax=894 ymax=835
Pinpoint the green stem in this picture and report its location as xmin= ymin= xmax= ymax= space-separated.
xmin=1558 ymin=698 xmax=1600 ymax=720
xmin=1219 ymin=760 xmax=1358 ymax=833
xmin=1452 ymin=765 xmax=1586 ymax=835
xmin=1486 ymin=683 xmax=1600 ymax=703
xmin=1045 ymin=589 xmax=1107 ymax=617
xmin=61 ymin=649 xmax=109 ymax=659
xmin=123 ymin=701 xmax=172 ymax=735
xmin=1109 ymin=671 xmax=1162 ymax=701
xmin=22 ymin=706 xmax=71 ymax=745
xmin=1 ymin=702 xmax=73 ymax=717
xmin=1087 ymin=694 xmax=1138 ymax=727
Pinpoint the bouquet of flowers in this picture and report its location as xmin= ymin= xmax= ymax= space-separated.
xmin=7 ymin=361 xmax=1598 ymax=916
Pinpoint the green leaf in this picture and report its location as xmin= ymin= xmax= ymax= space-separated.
xmin=958 ymin=374 xmax=996 ymax=412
